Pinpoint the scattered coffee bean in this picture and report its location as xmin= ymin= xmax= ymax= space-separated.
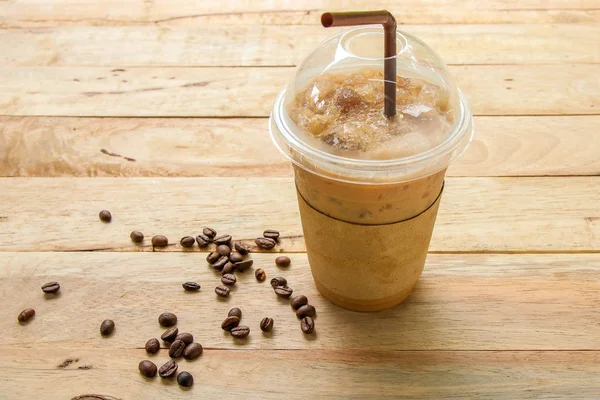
xmin=139 ymin=360 xmax=157 ymax=378
xmin=231 ymin=325 xmax=250 ymax=338
xmin=270 ymin=277 xmax=287 ymax=288
xmin=290 ymin=295 xmax=308 ymax=310
xmin=41 ymin=281 xmax=60 ymax=294
xmin=274 ymin=286 xmax=293 ymax=298
xmin=100 ymin=319 xmax=115 ymax=336
xmin=255 ymin=268 xmax=266 ymax=282
xmin=175 ymin=332 xmax=194 ymax=346
xmin=234 ymin=259 xmax=254 ymax=272
xmin=177 ymin=371 xmax=194 ymax=388
xmin=17 ymin=308 xmax=35 ymax=323
xmin=260 ymin=317 xmax=274 ymax=332
xmin=130 ymin=231 xmax=144 ymax=243
xmin=206 ymin=252 xmax=220 ymax=264
xmin=158 ymin=312 xmax=177 ymax=327
xmin=145 ymin=338 xmax=160 ymax=354
xmin=263 ymin=229 xmax=280 ymax=241
xmin=214 ymin=234 xmax=232 ymax=245
xmin=203 ymin=227 xmax=217 ymax=239
xmin=221 ymin=273 xmax=236 ymax=286
xmin=296 ymin=304 xmax=316 ymax=319
xmin=301 ymin=316 xmax=315 ymax=334
xmin=215 ymin=285 xmax=230 ymax=297
xmin=229 ymin=251 xmax=243 ymax=263
xmin=158 ymin=360 xmax=178 ymax=378
xmin=182 ymin=282 xmax=200 ymax=292
xmin=275 ymin=256 xmax=291 ymax=267
xmin=213 ymin=256 xmax=229 ymax=270
xmin=234 ymin=242 xmax=250 ymax=255
xmin=161 ymin=327 xmax=179 ymax=342
xmin=221 ymin=316 xmax=241 ymax=331
xmin=180 ymin=236 xmax=196 ymax=248
xmin=228 ymin=307 xmax=242 ymax=319
xmin=256 ymin=237 xmax=276 ymax=249
xmin=183 ymin=343 xmax=203 ymax=360
xmin=196 ymin=233 xmax=211 ymax=247
xmin=99 ymin=210 xmax=112 ymax=223
xmin=217 ymin=244 xmax=231 ymax=257
xmin=151 ymin=235 xmax=168 ymax=247
xmin=221 ymin=262 xmax=235 ymax=275
xmin=169 ymin=340 xmax=186 ymax=358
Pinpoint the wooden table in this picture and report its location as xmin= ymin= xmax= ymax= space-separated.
xmin=1 ymin=1 xmax=599 ymax=398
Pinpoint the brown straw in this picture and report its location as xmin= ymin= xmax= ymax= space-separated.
xmin=321 ymin=10 xmax=397 ymax=118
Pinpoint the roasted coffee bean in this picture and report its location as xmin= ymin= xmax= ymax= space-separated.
xmin=228 ymin=307 xmax=242 ymax=319
xmin=255 ymin=268 xmax=266 ymax=282
xmin=203 ymin=227 xmax=217 ymax=239
xmin=301 ymin=316 xmax=315 ymax=334
xmin=231 ymin=325 xmax=250 ymax=338
xmin=260 ymin=317 xmax=274 ymax=332
xmin=183 ymin=343 xmax=203 ymax=360
xmin=130 ymin=231 xmax=144 ymax=243
xmin=274 ymin=286 xmax=293 ymax=298
xmin=139 ymin=360 xmax=157 ymax=378
xmin=169 ymin=340 xmax=186 ymax=358
xmin=234 ymin=242 xmax=250 ymax=255
xmin=221 ymin=262 xmax=235 ymax=275
xmin=206 ymin=252 xmax=220 ymax=264
xmin=17 ymin=308 xmax=35 ymax=323
xmin=158 ymin=312 xmax=177 ymax=327
xmin=229 ymin=251 xmax=243 ymax=263
xmin=151 ymin=235 xmax=169 ymax=247
xmin=217 ymin=244 xmax=231 ymax=257
xmin=180 ymin=236 xmax=196 ymax=248
xmin=196 ymin=234 xmax=211 ymax=247
xmin=296 ymin=304 xmax=316 ymax=319
xmin=145 ymin=338 xmax=160 ymax=354
xmin=255 ymin=237 xmax=276 ymax=249
xmin=221 ymin=316 xmax=240 ymax=331
xmin=161 ymin=327 xmax=179 ymax=342
xmin=215 ymin=285 xmax=230 ymax=297
xmin=221 ymin=273 xmax=236 ymax=286
xmin=213 ymin=256 xmax=229 ymax=270
xmin=234 ymin=259 xmax=253 ymax=272
xmin=99 ymin=210 xmax=112 ymax=223
xmin=41 ymin=281 xmax=60 ymax=294
xmin=290 ymin=295 xmax=308 ymax=310
xmin=275 ymin=256 xmax=291 ymax=267
xmin=175 ymin=332 xmax=194 ymax=346
xmin=177 ymin=371 xmax=194 ymax=388
xmin=263 ymin=229 xmax=280 ymax=241
xmin=182 ymin=282 xmax=200 ymax=292
xmin=214 ymin=234 xmax=232 ymax=245
xmin=158 ymin=360 xmax=178 ymax=378
xmin=270 ymin=277 xmax=287 ymax=288
xmin=100 ymin=319 xmax=115 ymax=336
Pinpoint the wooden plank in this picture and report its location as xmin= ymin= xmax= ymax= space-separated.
xmin=2 ymin=116 xmax=599 ymax=178
xmin=0 ymin=65 xmax=598 ymax=117
xmin=2 ymin=252 xmax=600 ymax=350
xmin=3 ymin=24 xmax=599 ymax=67
xmin=2 ymin=0 xmax=600 ymax=26
xmin=0 ymin=177 xmax=598 ymax=252
xmin=0 ymin=348 xmax=598 ymax=399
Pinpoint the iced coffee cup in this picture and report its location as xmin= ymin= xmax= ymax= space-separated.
xmin=269 ymin=11 xmax=473 ymax=311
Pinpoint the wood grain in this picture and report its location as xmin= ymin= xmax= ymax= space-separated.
xmin=0 ymin=348 xmax=598 ymax=399
xmin=0 ymin=177 xmax=598 ymax=253
xmin=1 ymin=65 xmax=598 ymax=117
xmin=2 ymin=116 xmax=599 ymax=178
xmin=2 ymin=252 xmax=600 ymax=350
xmin=3 ymin=24 xmax=599 ymax=67
xmin=2 ymin=0 xmax=599 ymax=26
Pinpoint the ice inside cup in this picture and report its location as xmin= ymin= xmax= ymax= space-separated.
xmin=270 ymin=27 xmax=473 ymax=311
